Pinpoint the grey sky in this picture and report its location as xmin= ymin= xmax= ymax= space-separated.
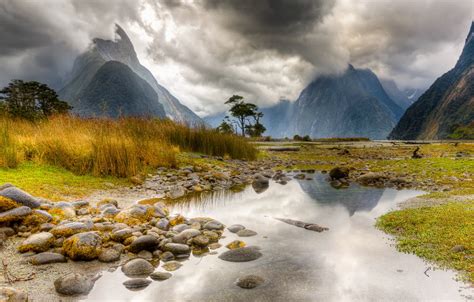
xmin=0 ymin=0 xmax=472 ymax=116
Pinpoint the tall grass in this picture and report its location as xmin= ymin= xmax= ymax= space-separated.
xmin=0 ymin=115 xmax=256 ymax=178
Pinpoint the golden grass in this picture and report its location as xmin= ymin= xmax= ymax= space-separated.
xmin=0 ymin=115 xmax=256 ymax=178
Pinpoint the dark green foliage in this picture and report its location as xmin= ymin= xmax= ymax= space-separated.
xmin=449 ymin=122 xmax=474 ymax=139
xmin=0 ymin=80 xmax=71 ymax=120
xmin=223 ymin=95 xmax=266 ymax=137
xmin=293 ymin=134 xmax=311 ymax=141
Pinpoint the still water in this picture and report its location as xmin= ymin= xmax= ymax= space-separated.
xmin=88 ymin=173 xmax=472 ymax=301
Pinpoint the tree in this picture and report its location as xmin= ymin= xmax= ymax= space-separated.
xmin=0 ymin=80 xmax=72 ymax=120
xmin=223 ymin=95 xmax=265 ymax=137
xmin=217 ymin=116 xmax=235 ymax=134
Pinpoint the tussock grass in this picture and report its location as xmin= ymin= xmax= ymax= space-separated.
xmin=0 ymin=115 xmax=256 ymax=178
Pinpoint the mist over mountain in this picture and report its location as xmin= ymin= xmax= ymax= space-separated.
xmin=59 ymin=25 xmax=203 ymax=123
xmin=390 ymin=22 xmax=474 ymax=140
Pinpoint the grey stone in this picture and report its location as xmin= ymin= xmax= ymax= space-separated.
xmin=18 ymin=232 xmax=54 ymax=253
xmin=63 ymin=232 xmax=102 ymax=260
xmin=172 ymin=228 xmax=200 ymax=244
xmin=128 ymin=235 xmax=159 ymax=253
xmin=150 ymin=271 xmax=172 ymax=281
xmin=121 ymin=258 xmax=154 ymax=277
xmin=203 ymin=220 xmax=224 ymax=230
xmin=237 ymin=229 xmax=257 ymax=237
xmin=0 ymin=186 xmax=40 ymax=208
xmin=30 ymin=252 xmax=67 ymax=265
xmin=54 ymin=273 xmax=94 ymax=296
xmin=98 ymin=248 xmax=122 ymax=263
xmin=164 ymin=243 xmax=190 ymax=254
xmin=123 ymin=278 xmax=151 ymax=289
xmin=236 ymin=275 xmax=265 ymax=289
xmin=0 ymin=206 xmax=31 ymax=223
xmin=227 ymin=224 xmax=246 ymax=233
xmin=110 ymin=228 xmax=134 ymax=242
xmin=50 ymin=222 xmax=92 ymax=237
xmin=0 ymin=286 xmax=28 ymax=301
xmin=218 ymin=247 xmax=262 ymax=262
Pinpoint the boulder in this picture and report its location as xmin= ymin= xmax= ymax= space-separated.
xmin=98 ymin=247 xmax=122 ymax=263
xmin=0 ymin=186 xmax=40 ymax=208
xmin=22 ymin=209 xmax=53 ymax=226
xmin=114 ymin=204 xmax=154 ymax=225
xmin=50 ymin=222 xmax=92 ymax=237
xmin=63 ymin=232 xmax=102 ymax=260
xmin=203 ymin=220 xmax=224 ymax=231
xmin=164 ymin=243 xmax=190 ymax=255
xmin=123 ymin=278 xmax=152 ymax=289
xmin=227 ymin=224 xmax=245 ymax=233
xmin=0 ymin=287 xmax=28 ymax=301
xmin=329 ymin=167 xmax=349 ymax=180
xmin=54 ymin=273 xmax=95 ymax=296
xmin=192 ymin=235 xmax=210 ymax=247
xmin=0 ymin=196 xmax=20 ymax=212
xmin=0 ymin=206 xmax=32 ymax=223
xmin=18 ymin=232 xmax=54 ymax=253
xmin=30 ymin=252 xmax=67 ymax=265
xmin=252 ymin=174 xmax=269 ymax=193
xmin=128 ymin=235 xmax=159 ymax=253
xmin=218 ymin=246 xmax=262 ymax=262
xmin=110 ymin=227 xmax=134 ymax=242
xmin=121 ymin=258 xmax=154 ymax=277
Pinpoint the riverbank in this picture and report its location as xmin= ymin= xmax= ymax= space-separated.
xmin=0 ymin=141 xmax=473 ymax=300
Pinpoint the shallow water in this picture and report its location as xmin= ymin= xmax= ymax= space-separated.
xmin=88 ymin=173 xmax=472 ymax=301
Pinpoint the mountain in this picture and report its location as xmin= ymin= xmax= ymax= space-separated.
xmin=404 ymin=88 xmax=424 ymax=104
xmin=380 ymin=79 xmax=413 ymax=110
xmin=260 ymin=100 xmax=294 ymax=138
xmin=290 ymin=65 xmax=403 ymax=139
xmin=60 ymin=25 xmax=203 ymax=123
xmin=389 ymin=22 xmax=474 ymax=140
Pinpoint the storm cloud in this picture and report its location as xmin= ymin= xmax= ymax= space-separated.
xmin=0 ymin=0 xmax=472 ymax=115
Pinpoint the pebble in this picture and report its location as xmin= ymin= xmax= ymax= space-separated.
xmin=236 ymin=275 xmax=265 ymax=289
xmin=227 ymin=224 xmax=246 ymax=233
xmin=54 ymin=273 xmax=95 ymax=296
xmin=121 ymin=258 xmax=154 ymax=277
xmin=162 ymin=261 xmax=182 ymax=271
xmin=123 ymin=278 xmax=152 ymax=289
xmin=236 ymin=229 xmax=257 ymax=237
xmin=30 ymin=252 xmax=67 ymax=265
xmin=150 ymin=271 xmax=172 ymax=281
xmin=218 ymin=247 xmax=262 ymax=262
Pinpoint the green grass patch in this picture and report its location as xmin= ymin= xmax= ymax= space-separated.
xmin=0 ymin=162 xmax=129 ymax=201
xmin=377 ymin=200 xmax=474 ymax=283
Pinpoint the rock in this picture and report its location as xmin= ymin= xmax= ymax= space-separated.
xmin=218 ymin=247 xmax=262 ymax=262
xmin=162 ymin=260 xmax=182 ymax=271
xmin=169 ymin=186 xmax=186 ymax=199
xmin=160 ymin=251 xmax=175 ymax=262
xmin=164 ymin=243 xmax=190 ymax=254
xmin=208 ymin=243 xmax=222 ymax=250
xmin=123 ymin=278 xmax=151 ymax=289
xmin=97 ymin=198 xmax=118 ymax=208
xmin=30 ymin=252 xmax=67 ymax=265
xmin=0 ymin=287 xmax=28 ymax=301
xmin=63 ymin=232 xmax=102 ymax=260
xmin=202 ymin=230 xmax=219 ymax=243
xmin=101 ymin=206 xmax=119 ymax=217
xmin=48 ymin=202 xmax=76 ymax=219
xmin=39 ymin=223 xmax=55 ymax=232
xmin=329 ymin=167 xmax=349 ymax=180
xmin=252 ymin=174 xmax=269 ymax=193
xmin=0 ymin=186 xmax=40 ymax=208
xmin=226 ymin=240 xmax=246 ymax=249
xmin=115 ymin=204 xmax=154 ymax=225
xmin=23 ymin=209 xmax=53 ymax=226
xmin=172 ymin=224 xmax=190 ymax=233
xmin=227 ymin=224 xmax=246 ymax=233
xmin=236 ymin=275 xmax=265 ymax=289
xmin=18 ymin=232 xmax=54 ymax=253
xmin=203 ymin=220 xmax=224 ymax=231
xmin=451 ymin=245 xmax=465 ymax=253
xmin=192 ymin=235 xmax=210 ymax=247
xmin=50 ymin=222 xmax=92 ymax=238
xmin=121 ymin=258 xmax=154 ymax=277
xmin=155 ymin=218 xmax=170 ymax=230
xmin=98 ymin=248 xmax=121 ymax=263
xmin=329 ymin=180 xmax=343 ymax=189
xmin=137 ymin=250 xmax=153 ymax=260
xmin=0 ymin=196 xmax=20 ymax=212
xmin=54 ymin=273 xmax=95 ymax=296
xmin=275 ymin=218 xmax=329 ymax=232
xmin=0 ymin=227 xmax=15 ymax=237
xmin=110 ymin=227 xmax=134 ymax=242
xmin=236 ymin=229 xmax=257 ymax=237
xmin=357 ymin=172 xmax=388 ymax=186
xmin=172 ymin=229 xmax=201 ymax=244
xmin=168 ymin=214 xmax=185 ymax=226
xmin=150 ymin=271 xmax=172 ymax=281
xmin=304 ymin=224 xmax=329 ymax=232
xmin=128 ymin=235 xmax=159 ymax=253
xmin=0 ymin=206 xmax=32 ymax=223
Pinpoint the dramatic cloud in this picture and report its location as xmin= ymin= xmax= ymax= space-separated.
xmin=0 ymin=0 xmax=472 ymax=115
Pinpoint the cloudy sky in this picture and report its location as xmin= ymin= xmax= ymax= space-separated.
xmin=0 ymin=0 xmax=472 ymax=116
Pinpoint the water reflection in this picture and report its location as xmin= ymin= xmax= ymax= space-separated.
xmin=88 ymin=175 xmax=471 ymax=302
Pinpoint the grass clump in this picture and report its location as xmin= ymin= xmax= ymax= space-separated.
xmin=377 ymin=200 xmax=474 ymax=283
xmin=0 ymin=115 xmax=256 ymax=179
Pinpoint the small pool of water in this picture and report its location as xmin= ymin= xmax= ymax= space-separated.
xmin=88 ymin=173 xmax=472 ymax=301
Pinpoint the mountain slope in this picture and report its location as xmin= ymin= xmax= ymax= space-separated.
xmin=291 ymin=65 xmax=403 ymax=139
xmin=72 ymin=61 xmax=166 ymax=118
xmin=389 ymin=22 xmax=474 ymax=140
xmin=380 ymin=79 xmax=413 ymax=110
xmin=60 ymin=25 xmax=203 ymax=124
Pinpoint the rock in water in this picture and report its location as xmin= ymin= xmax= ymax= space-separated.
xmin=275 ymin=217 xmax=329 ymax=232
xmin=18 ymin=232 xmax=54 ymax=253
xmin=236 ymin=229 xmax=257 ymax=237
xmin=0 ymin=287 xmax=28 ymax=301
xmin=252 ymin=174 xmax=269 ymax=194
xmin=329 ymin=167 xmax=349 ymax=180
xmin=121 ymin=259 xmax=154 ymax=277
xmin=54 ymin=273 xmax=95 ymax=296
xmin=0 ymin=186 xmax=41 ymax=208
xmin=236 ymin=275 xmax=265 ymax=289
xmin=218 ymin=247 xmax=262 ymax=262
xmin=98 ymin=248 xmax=122 ymax=263
xmin=164 ymin=243 xmax=190 ymax=255
xmin=227 ymin=224 xmax=246 ymax=233
xmin=150 ymin=271 xmax=172 ymax=281
xmin=128 ymin=235 xmax=159 ymax=253
xmin=30 ymin=252 xmax=67 ymax=265
xmin=123 ymin=278 xmax=152 ymax=290
xmin=162 ymin=261 xmax=182 ymax=271
xmin=63 ymin=232 xmax=102 ymax=260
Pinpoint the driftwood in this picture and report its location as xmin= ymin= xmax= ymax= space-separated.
xmin=2 ymin=259 xmax=35 ymax=284
xmin=274 ymin=217 xmax=329 ymax=232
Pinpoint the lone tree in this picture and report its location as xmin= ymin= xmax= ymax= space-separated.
xmin=221 ymin=95 xmax=265 ymax=137
xmin=0 ymin=80 xmax=71 ymax=120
